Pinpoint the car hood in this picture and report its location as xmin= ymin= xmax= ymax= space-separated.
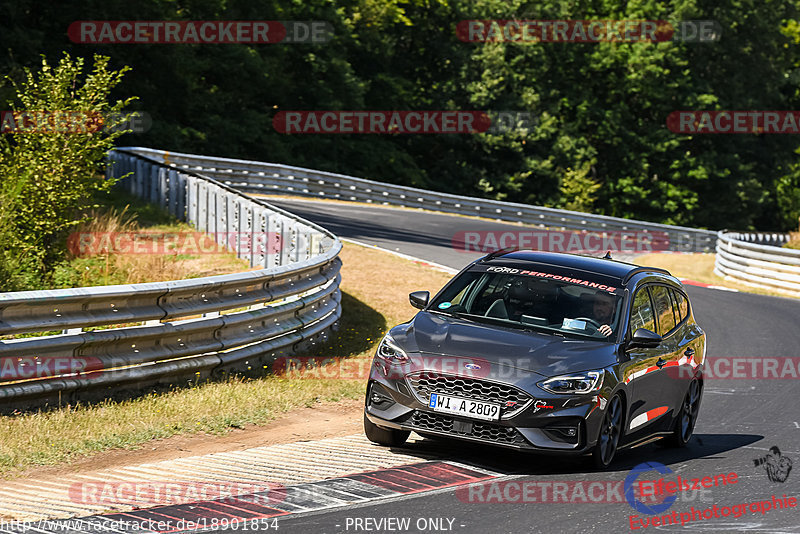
xmin=390 ymin=311 xmax=618 ymax=378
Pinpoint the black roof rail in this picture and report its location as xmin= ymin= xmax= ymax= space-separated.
xmin=622 ymin=266 xmax=673 ymax=285
xmin=479 ymin=246 xmax=519 ymax=262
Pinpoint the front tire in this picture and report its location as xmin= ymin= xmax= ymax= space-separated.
xmin=664 ymin=379 xmax=701 ymax=448
xmin=592 ymin=395 xmax=623 ymax=469
xmin=364 ymin=413 xmax=410 ymax=446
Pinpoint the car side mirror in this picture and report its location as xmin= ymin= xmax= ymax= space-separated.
xmin=628 ymin=328 xmax=662 ymax=348
xmin=409 ymin=290 xmax=430 ymax=310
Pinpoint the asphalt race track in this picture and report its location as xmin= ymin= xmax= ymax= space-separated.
xmin=256 ymin=198 xmax=800 ymax=534
xmin=40 ymin=198 xmax=796 ymax=534
xmin=267 ymin=198 xmax=800 ymax=359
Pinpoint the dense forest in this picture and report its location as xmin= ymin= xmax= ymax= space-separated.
xmin=2 ymin=0 xmax=800 ymax=232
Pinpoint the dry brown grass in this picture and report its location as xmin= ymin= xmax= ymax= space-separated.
xmin=63 ymin=207 xmax=249 ymax=286
xmin=336 ymin=243 xmax=453 ymax=327
xmin=0 ymin=242 xmax=454 ymax=477
xmin=77 ymin=206 xmax=137 ymax=235
xmin=786 ymin=230 xmax=800 ymax=250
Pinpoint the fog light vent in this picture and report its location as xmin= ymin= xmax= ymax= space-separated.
xmin=542 ymin=422 xmax=581 ymax=444
xmin=368 ymin=383 xmax=395 ymax=408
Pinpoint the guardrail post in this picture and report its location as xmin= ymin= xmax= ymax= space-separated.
xmin=0 ymin=149 xmax=343 ymax=410
xmin=187 ymin=176 xmax=198 ymax=225
xmin=231 ymin=195 xmax=241 ymax=260
xmin=167 ymin=169 xmax=178 ymax=217
xmin=197 ymin=182 xmax=208 ymax=233
xmin=206 ymin=185 xmax=218 ymax=239
xmin=148 ymin=163 xmax=158 ymax=204
xmin=253 ymin=207 xmax=266 ymax=268
xmin=242 ymin=201 xmax=254 ymax=267
xmin=178 ymin=171 xmax=187 ymax=220
xmin=264 ymin=211 xmax=276 ymax=269
xmin=158 ymin=167 xmax=169 ymax=211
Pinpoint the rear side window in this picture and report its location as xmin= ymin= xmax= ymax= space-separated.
xmin=651 ymin=286 xmax=676 ymax=336
xmin=671 ymin=290 xmax=689 ymax=322
xmin=629 ymin=288 xmax=656 ymax=334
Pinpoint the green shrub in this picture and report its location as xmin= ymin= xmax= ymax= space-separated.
xmin=0 ymin=53 xmax=135 ymax=291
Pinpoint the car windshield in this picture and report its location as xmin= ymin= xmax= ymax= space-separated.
xmin=429 ymin=265 xmax=623 ymax=339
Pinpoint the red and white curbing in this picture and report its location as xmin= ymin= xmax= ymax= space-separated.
xmin=680 ymin=279 xmax=739 ymax=292
xmin=1 ymin=461 xmax=499 ymax=534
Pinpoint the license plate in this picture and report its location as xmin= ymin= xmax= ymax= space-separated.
xmin=428 ymin=393 xmax=500 ymax=421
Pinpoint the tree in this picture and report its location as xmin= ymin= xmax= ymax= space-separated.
xmin=1 ymin=0 xmax=798 ymax=231
xmin=0 ymin=53 xmax=134 ymax=290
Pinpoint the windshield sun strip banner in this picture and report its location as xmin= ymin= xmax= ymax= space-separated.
xmin=469 ymin=264 xmax=621 ymax=294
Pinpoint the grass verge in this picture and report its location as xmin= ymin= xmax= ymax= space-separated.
xmin=0 ymin=241 xmax=452 ymax=478
xmin=1 ymin=191 xmax=252 ymax=340
xmin=50 ymin=191 xmax=250 ymax=288
xmin=786 ymin=230 xmax=800 ymax=250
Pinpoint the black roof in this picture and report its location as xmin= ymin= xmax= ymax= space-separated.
xmin=480 ymin=250 xmax=673 ymax=284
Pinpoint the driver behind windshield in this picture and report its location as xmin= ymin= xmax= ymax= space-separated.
xmin=591 ymin=292 xmax=615 ymax=337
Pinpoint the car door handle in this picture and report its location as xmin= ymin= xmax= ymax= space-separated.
xmin=656 ymin=358 xmax=667 ymax=368
xmin=684 ymin=348 xmax=695 ymax=357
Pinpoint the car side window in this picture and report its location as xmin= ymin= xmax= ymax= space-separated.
xmin=671 ymin=289 xmax=689 ymax=322
xmin=629 ymin=287 xmax=656 ymax=334
xmin=651 ymin=285 xmax=676 ymax=336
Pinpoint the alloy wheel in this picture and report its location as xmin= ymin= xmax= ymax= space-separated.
xmin=680 ymin=380 xmax=701 ymax=442
xmin=594 ymin=395 xmax=622 ymax=468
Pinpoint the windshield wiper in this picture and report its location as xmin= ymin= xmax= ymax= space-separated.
xmin=429 ymin=309 xmax=477 ymax=322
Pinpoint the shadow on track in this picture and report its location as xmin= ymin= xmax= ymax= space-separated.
xmin=376 ymin=432 xmax=762 ymax=476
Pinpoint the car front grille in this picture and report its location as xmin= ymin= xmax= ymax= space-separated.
xmin=409 ymin=410 xmax=527 ymax=446
xmin=405 ymin=371 xmax=532 ymax=419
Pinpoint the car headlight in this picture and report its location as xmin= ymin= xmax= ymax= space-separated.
xmin=539 ymin=370 xmax=603 ymax=394
xmin=376 ymin=335 xmax=409 ymax=363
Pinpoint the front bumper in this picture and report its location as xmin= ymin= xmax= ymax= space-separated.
xmin=365 ymin=362 xmax=610 ymax=454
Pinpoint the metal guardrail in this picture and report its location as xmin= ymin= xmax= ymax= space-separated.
xmin=120 ymin=147 xmax=718 ymax=253
xmin=722 ymin=232 xmax=792 ymax=247
xmin=2 ymin=147 xmax=792 ymax=409
xmin=715 ymin=232 xmax=800 ymax=297
xmin=0 ymin=150 xmax=342 ymax=410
